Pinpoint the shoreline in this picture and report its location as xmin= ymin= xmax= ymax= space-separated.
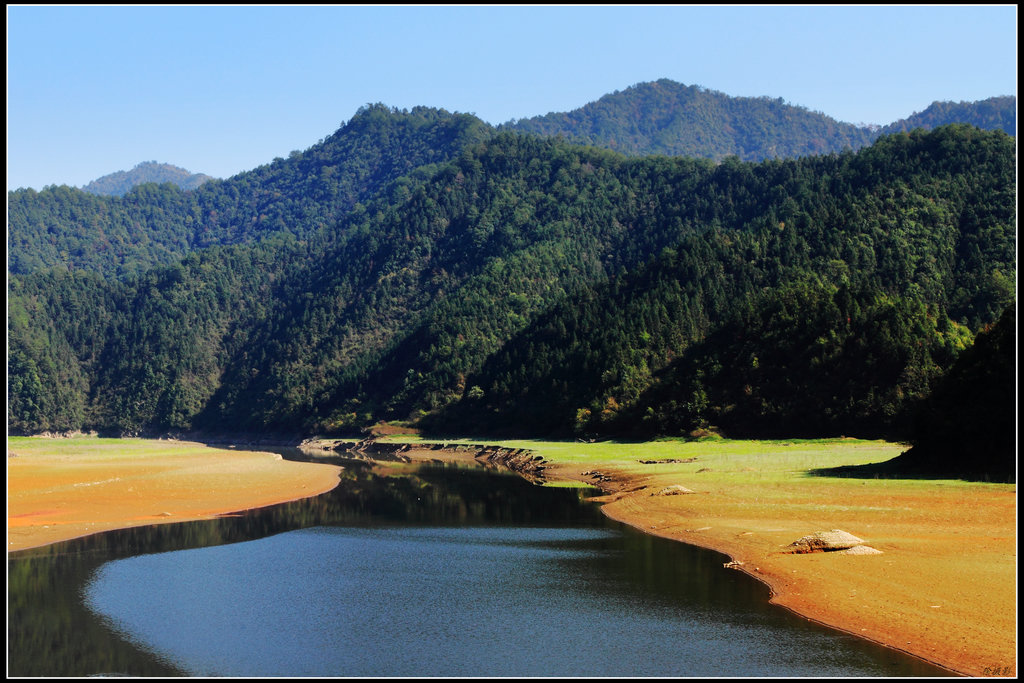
xmin=597 ymin=501 xmax=958 ymax=677
xmin=387 ymin=440 xmax=1015 ymax=678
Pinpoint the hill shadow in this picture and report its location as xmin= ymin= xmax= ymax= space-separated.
xmin=808 ymin=454 xmax=1015 ymax=484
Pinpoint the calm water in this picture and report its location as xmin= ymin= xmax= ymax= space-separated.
xmin=9 ymin=458 xmax=952 ymax=677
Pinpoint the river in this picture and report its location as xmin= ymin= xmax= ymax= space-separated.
xmin=7 ymin=457 xmax=952 ymax=677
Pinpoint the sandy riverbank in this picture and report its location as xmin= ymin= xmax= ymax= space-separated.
xmin=7 ymin=436 xmax=342 ymax=552
xmin=389 ymin=438 xmax=1016 ymax=678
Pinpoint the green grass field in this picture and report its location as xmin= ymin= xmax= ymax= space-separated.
xmin=376 ymin=434 xmax=1013 ymax=494
xmin=7 ymin=435 xmax=232 ymax=460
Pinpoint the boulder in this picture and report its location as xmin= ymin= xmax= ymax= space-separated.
xmin=785 ymin=529 xmax=865 ymax=553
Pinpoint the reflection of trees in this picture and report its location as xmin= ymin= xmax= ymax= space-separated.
xmin=410 ymin=464 xmax=600 ymax=525
xmin=7 ymin=462 xmax=601 ymax=676
xmin=7 ymin=551 xmax=184 ymax=676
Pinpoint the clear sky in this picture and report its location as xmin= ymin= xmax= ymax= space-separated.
xmin=6 ymin=5 xmax=1018 ymax=192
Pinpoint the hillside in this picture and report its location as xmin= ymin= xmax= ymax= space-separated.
xmin=426 ymin=126 xmax=1015 ymax=441
xmin=81 ymin=161 xmax=216 ymax=196
xmin=9 ymin=120 xmax=1016 ymax=476
xmin=7 ymin=106 xmax=490 ymax=278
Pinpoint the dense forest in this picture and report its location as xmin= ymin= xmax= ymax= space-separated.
xmin=426 ymin=126 xmax=1014 ymax=442
xmin=7 ymin=83 xmax=1017 ymax=478
xmin=505 ymin=79 xmax=877 ymax=159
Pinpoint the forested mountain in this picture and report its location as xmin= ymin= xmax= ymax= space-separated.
xmin=880 ymin=96 xmax=1016 ymax=137
xmin=9 ymin=113 xmax=1016 ymax=475
xmin=81 ymin=161 xmax=216 ymax=196
xmin=427 ymin=126 xmax=1015 ymax=440
xmin=7 ymin=106 xmax=490 ymax=278
xmin=504 ymin=79 xmax=877 ymax=160
xmin=505 ymin=79 xmax=1016 ymax=161
xmin=9 ymin=83 xmax=1013 ymax=281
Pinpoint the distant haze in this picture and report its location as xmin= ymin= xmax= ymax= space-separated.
xmin=81 ymin=162 xmax=216 ymax=196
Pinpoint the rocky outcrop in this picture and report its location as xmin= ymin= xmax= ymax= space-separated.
xmin=471 ymin=445 xmax=547 ymax=483
xmin=328 ymin=439 xmax=414 ymax=462
xmin=582 ymin=470 xmax=614 ymax=484
xmin=308 ymin=439 xmax=548 ymax=480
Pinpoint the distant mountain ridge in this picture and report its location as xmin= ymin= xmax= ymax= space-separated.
xmin=10 ymin=84 xmax=1014 ymax=280
xmin=81 ymin=161 xmax=215 ymax=196
xmin=504 ymin=79 xmax=875 ymax=160
xmin=505 ymin=79 xmax=1015 ymax=161
xmin=35 ymin=81 xmax=1018 ymax=201
xmin=880 ymin=96 xmax=1016 ymax=137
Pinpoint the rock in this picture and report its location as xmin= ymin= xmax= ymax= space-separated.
xmin=652 ymin=485 xmax=695 ymax=496
xmin=785 ymin=529 xmax=865 ymax=553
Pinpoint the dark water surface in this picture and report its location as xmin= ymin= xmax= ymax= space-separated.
xmin=9 ymin=457 xmax=953 ymax=677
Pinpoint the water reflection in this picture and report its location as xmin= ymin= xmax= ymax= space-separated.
xmin=9 ymin=459 xmax=953 ymax=677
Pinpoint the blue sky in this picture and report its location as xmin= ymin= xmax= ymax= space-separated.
xmin=7 ymin=5 xmax=1018 ymax=191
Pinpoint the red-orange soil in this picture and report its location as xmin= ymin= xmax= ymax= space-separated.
xmin=7 ymin=439 xmax=341 ymax=552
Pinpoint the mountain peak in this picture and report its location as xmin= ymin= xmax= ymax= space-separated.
xmin=81 ymin=161 xmax=216 ymax=196
xmin=504 ymin=78 xmax=876 ymax=161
